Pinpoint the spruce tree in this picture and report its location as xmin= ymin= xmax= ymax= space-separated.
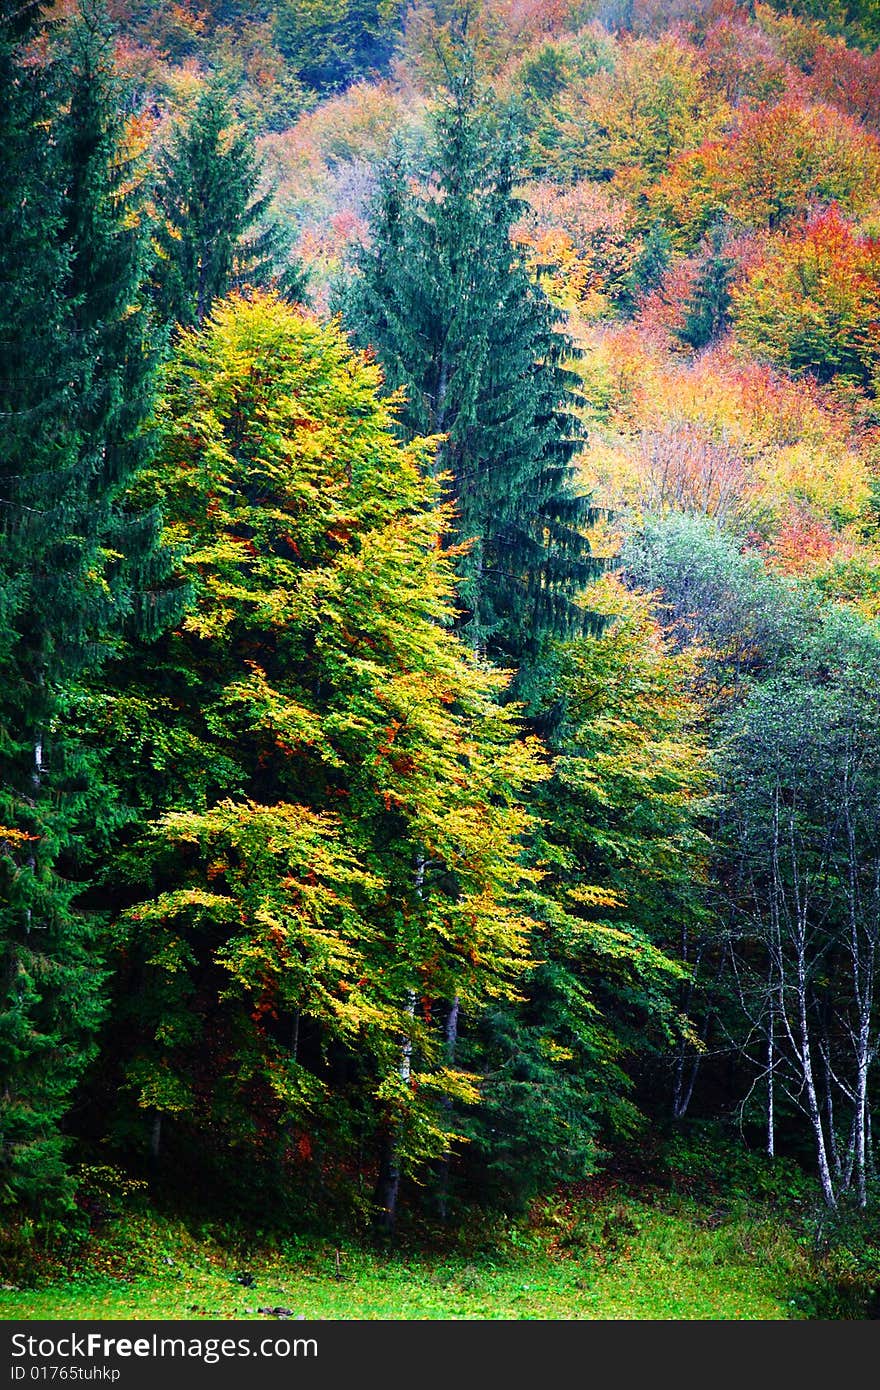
xmin=677 ymin=222 xmax=735 ymax=352
xmin=61 ymin=0 xmax=172 ymax=629
xmin=0 ymin=0 xmax=84 ymax=1221
xmin=0 ymin=0 xmax=170 ymax=1217
xmin=343 ymin=68 xmax=602 ymax=696
xmin=152 ymin=80 xmax=307 ymax=331
xmin=625 ymin=219 xmax=672 ymax=309
xmin=459 ymin=579 xmax=709 ymax=1212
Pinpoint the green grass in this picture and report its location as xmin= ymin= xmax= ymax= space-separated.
xmin=0 ymin=1190 xmax=817 ymax=1320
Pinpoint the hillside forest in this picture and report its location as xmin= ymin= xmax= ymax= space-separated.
xmin=5 ymin=0 xmax=880 ymax=1319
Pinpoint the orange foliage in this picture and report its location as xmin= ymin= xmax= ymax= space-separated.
xmin=635 ymin=257 xmax=700 ymax=344
xmin=631 ymin=421 xmax=748 ymax=522
xmin=809 ymin=39 xmax=880 ymax=128
xmin=575 ymin=322 xmax=873 ymax=542
xmin=270 ymin=80 xmax=414 ymax=172
xmin=572 ymin=33 xmax=728 ymax=184
xmin=760 ymin=508 xmax=838 ymax=575
xmin=398 ymin=0 xmax=596 ymax=82
xmin=653 ymin=100 xmax=880 ymax=242
xmin=515 ymin=179 xmax=636 ymax=315
xmin=698 ymin=12 xmax=795 ymax=106
xmin=260 ymin=82 xmax=422 ymax=297
xmin=732 ymin=204 xmax=880 ymax=386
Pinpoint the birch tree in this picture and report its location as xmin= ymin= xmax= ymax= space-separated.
xmin=719 ymin=610 xmax=880 ymax=1206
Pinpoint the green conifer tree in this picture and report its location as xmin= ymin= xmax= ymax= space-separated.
xmin=625 ymin=219 xmax=672 ymax=310
xmin=0 ymin=0 xmax=91 ymax=1222
xmin=459 ymin=579 xmax=709 ymax=1211
xmin=152 ymin=80 xmax=307 ymax=330
xmin=342 ymin=68 xmax=602 ymax=696
xmin=0 ymin=0 xmax=171 ymax=1218
xmin=677 ymin=223 xmax=735 ymax=352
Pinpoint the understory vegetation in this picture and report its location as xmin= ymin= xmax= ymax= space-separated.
xmin=3 ymin=1137 xmax=878 ymax=1320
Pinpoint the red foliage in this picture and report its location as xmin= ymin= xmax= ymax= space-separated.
xmin=654 ymin=99 xmax=880 ymax=239
xmin=732 ymin=204 xmax=880 ymax=384
xmin=809 ymin=40 xmax=880 ymax=129
xmin=761 ymin=508 xmax=838 ymax=575
xmin=636 ymin=256 xmax=700 ymax=344
xmin=698 ymin=13 xmax=796 ymax=106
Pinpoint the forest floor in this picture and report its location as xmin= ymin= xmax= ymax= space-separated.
xmin=2 ymin=1145 xmax=874 ymax=1320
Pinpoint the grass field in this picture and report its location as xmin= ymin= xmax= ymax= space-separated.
xmin=0 ymin=1187 xmax=827 ymax=1321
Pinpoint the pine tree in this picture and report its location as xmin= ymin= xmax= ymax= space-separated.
xmin=677 ymin=222 xmax=735 ymax=352
xmin=61 ymin=0 xmax=174 ymax=634
xmin=152 ymin=80 xmax=307 ymax=331
xmin=0 ymin=0 xmax=171 ymax=1218
xmin=459 ymin=577 xmax=709 ymax=1211
xmin=342 ymin=68 xmax=602 ymax=696
xmin=0 ymin=0 xmax=70 ymax=654
xmin=0 ymin=0 xmax=89 ymax=1222
xmin=625 ymin=219 xmax=672 ymax=309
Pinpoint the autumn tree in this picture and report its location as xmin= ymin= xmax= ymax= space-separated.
xmin=653 ymin=100 xmax=880 ymax=246
xmin=91 ymin=292 xmax=545 ymax=1225
xmin=765 ymin=0 xmax=880 ymax=49
xmin=515 ymin=32 xmax=728 ymax=188
xmin=732 ymin=205 xmax=880 ymax=387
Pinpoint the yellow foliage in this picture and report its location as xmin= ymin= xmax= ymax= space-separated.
xmin=572 ymin=325 xmax=874 ymax=539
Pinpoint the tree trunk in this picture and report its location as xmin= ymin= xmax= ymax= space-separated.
xmin=375 ymin=985 xmax=417 ymax=1235
xmin=854 ymin=1017 xmax=870 ymax=1208
xmin=766 ymin=1008 xmax=775 ymax=1159
xmin=796 ymin=938 xmax=837 ymax=1209
xmin=374 ymin=1132 xmax=401 ymax=1236
xmin=149 ymin=1112 xmax=162 ymax=1163
xmin=672 ymin=1051 xmax=699 ymax=1120
xmin=437 ymin=994 xmax=460 ymax=1222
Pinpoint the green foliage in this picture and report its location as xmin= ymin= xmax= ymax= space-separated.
xmin=625 ymin=219 xmax=672 ymax=308
xmin=716 ymin=606 xmax=880 ymax=1204
xmin=0 ymin=0 xmax=170 ymax=1219
xmin=677 ymin=224 xmax=735 ymax=352
xmin=96 ymin=292 xmax=544 ymax=1215
xmin=460 ymin=577 xmax=708 ymax=1207
xmin=273 ymin=0 xmax=401 ymax=90
xmin=506 ymin=31 xmax=617 ymax=179
xmin=151 ymin=79 xmax=307 ymax=331
xmin=342 ymin=67 xmax=602 ymax=701
xmin=9 ymin=0 xmax=880 ymax=1254
xmin=764 ymin=0 xmax=880 ymax=49
xmin=620 ymin=513 xmax=812 ymax=707
xmin=623 ymin=514 xmax=880 ymax=1206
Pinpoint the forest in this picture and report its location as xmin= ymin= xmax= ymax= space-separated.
xmin=4 ymin=0 xmax=880 ymax=1322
